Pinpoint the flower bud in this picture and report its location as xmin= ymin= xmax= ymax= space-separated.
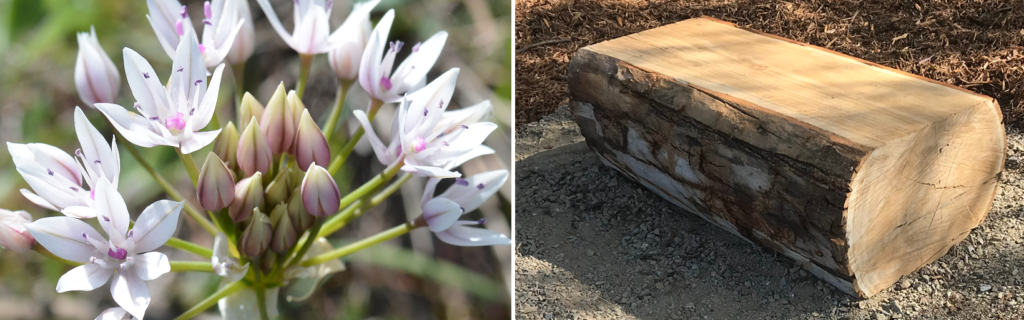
xmin=260 ymin=83 xmax=294 ymax=155
xmin=197 ymin=152 xmax=236 ymax=211
xmin=0 ymin=209 xmax=34 ymax=253
xmin=286 ymin=90 xmax=307 ymax=155
xmin=260 ymin=248 xmax=277 ymax=274
xmin=300 ymin=164 xmax=340 ymax=217
xmin=269 ymin=204 xmax=296 ymax=253
xmin=237 ymin=117 xmax=273 ymax=176
xmin=294 ymin=109 xmax=330 ymax=171
xmin=238 ymin=92 xmax=264 ymax=131
xmin=287 ymin=187 xmax=314 ymax=232
xmin=214 ymin=122 xmax=240 ymax=170
xmin=240 ymin=208 xmax=272 ymax=258
xmin=225 ymin=0 xmax=255 ymax=65
xmin=264 ymin=167 xmax=291 ymax=207
xmin=75 ymin=26 xmax=120 ymax=107
xmin=229 ymin=172 xmax=263 ymax=222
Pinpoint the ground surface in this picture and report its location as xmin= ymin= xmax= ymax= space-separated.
xmin=515 ymin=0 xmax=1024 ymax=127
xmin=514 ymin=106 xmax=1024 ymax=319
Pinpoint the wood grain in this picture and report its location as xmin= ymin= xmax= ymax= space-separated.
xmin=568 ymin=17 xmax=1005 ymax=297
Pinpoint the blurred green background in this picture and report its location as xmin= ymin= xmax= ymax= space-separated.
xmin=0 ymin=0 xmax=512 ymax=319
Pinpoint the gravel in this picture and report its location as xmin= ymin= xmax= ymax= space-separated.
xmin=515 ymin=105 xmax=1024 ymax=319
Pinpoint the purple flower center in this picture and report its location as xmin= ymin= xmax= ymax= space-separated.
xmin=412 ymin=42 xmax=422 ymax=52
xmin=47 ymin=168 xmax=54 ymax=176
xmin=476 ymin=183 xmax=485 ymax=190
xmin=143 ymin=72 xmax=150 ymax=79
xmin=108 ymin=246 xmax=128 ymax=260
xmin=198 ymin=43 xmax=207 ymax=55
xmin=413 ymin=137 xmax=427 ymax=153
xmin=380 ymin=76 xmax=392 ymax=90
xmin=455 ymin=178 xmax=469 ymax=186
xmin=90 ymin=189 xmax=96 ymax=200
xmin=165 ymin=112 xmax=187 ymax=131
xmin=477 ymin=218 xmax=487 ymax=224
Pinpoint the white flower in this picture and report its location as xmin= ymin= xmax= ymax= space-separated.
xmin=421 ymin=170 xmax=511 ymax=246
xmin=211 ymin=232 xmax=248 ymax=282
xmin=95 ymin=28 xmax=225 ymax=154
xmin=24 ymin=180 xmax=182 ymax=320
xmin=0 ymin=208 xmax=34 ymax=253
xmin=327 ymin=0 xmax=380 ymax=80
xmin=147 ymin=0 xmax=243 ymax=68
xmin=358 ymin=9 xmax=447 ymax=102
xmin=223 ymin=0 xmax=255 ymax=64
xmin=218 ymin=287 xmax=280 ymax=320
xmin=95 ymin=307 xmax=136 ymax=320
xmin=257 ymin=0 xmax=378 ymax=56
xmin=7 ymin=107 xmax=120 ymax=218
xmin=354 ymin=69 xmax=497 ymax=178
xmin=75 ymin=26 xmax=121 ymax=108
xmin=199 ymin=0 xmax=246 ymax=68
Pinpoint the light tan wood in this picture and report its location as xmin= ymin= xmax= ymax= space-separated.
xmin=568 ymin=17 xmax=1005 ymax=297
xmin=586 ymin=17 xmax=993 ymax=149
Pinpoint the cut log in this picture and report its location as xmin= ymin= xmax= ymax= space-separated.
xmin=568 ymin=17 xmax=1005 ymax=297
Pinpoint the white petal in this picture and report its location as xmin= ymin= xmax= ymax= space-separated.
xmin=218 ymin=287 xmax=280 ymax=320
xmin=357 ymin=9 xmax=394 ymax=99
xmin=403 ymin=68 xmax=459 ymax=137
xmin=406 ymin=165 xmax=461 ymax=178
xmin=74 ymin=107 xmax=119 ymax=184
xmin=291 ymin=5 xmax=330 ymax=54
xmin=255 ymin=0 xmax=297 ymax=50
xmin=352 ymin=110 xmax=393 ymax=165
xmin=437 ymin=170 xmax=508 ymax=213
xmin=428 ymin=122 xmax=498 ymax=164
xmin=24 ymin=217 xmax=104 ymax=263
xmin=134 ymin=252 xmax=170 ymax=281
xmin=326 ymin=0 xmax=380 ymax=45
xmin=422 ymin=197 xmax=462 ymax=232
xmin=443 ymin=145 xmax=494 ymax=170
xmin=191 ymin=63 xmax=225 ymax=130
xmin=130 ymin=200 xmax=183 ymax=253
xmin=9 ymin=142 xmax=82 ymax=186
xmin=435 ymin=225 xmax=511 ymax=247
xmin=94 ymin=103 xmax=170 ymax=148
xmin=421 ymin=178 xmax=440 ymax=207
xmin=17 ymin=168 xmax=84 ymax=209
xmin=169 ymin=28 xmax=207 ymax=115
xmin=56 ymin=263 xmax=113 ymax=292
xmin=110 ymin=269 xmax=150 ymax=320
xmin=202 ymin=20 xmax=243 ymax=68
xmin=62 ymin=206 xmax=98 ymax=219
xmin=392 ymin=31 xmax=447 ymax=93
xmin=20 ymin=189 xmax=60 ymax=212
xmin=95 ymin=307 xmax=129 ymax=320
xmin=179 ymin=129 xmax=222 ymax=154
xmin=93 ymin=179 xmax=130 ymax=244
xmin=122 ymin=48 xmax=169 ymax=118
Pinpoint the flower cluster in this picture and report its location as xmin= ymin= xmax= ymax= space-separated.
xmin=1 ymin=1 xmax=510 ymax=319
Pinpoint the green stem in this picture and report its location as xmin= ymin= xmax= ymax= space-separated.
xmin=33 ymin=246 xmax=81 ymax=266
xmin=114 ymin=130 xmax=217 ymax=235
xmin=173 ymin=281 xmax=247 ymax=320
xmin=327 ymin=99 xmax=384 ymax=175
xmin=296 ymin=54 xmax=314 ymax=98
xmin=300 ymin=221 xmax=419 ymax=267
xmin=165 ymin=237 xmax=213 ymax=258
xmin=283 ymin=219 xmax=321 ymax=270
xmin=170 ymin=261 xmax=215 ymax=273
xmin=254 ymin=264 xmax=271 ymax=320
xmin=321 ymin=172 xmax=412 ymax=236
xmin=334 ymin=158 xmax=403 ymax=219
xmin=322 ymin=80 xmax=353 ymax=142
xmin=176 ymin=148 xmax=201 ymax=186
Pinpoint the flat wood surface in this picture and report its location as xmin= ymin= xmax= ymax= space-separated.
xmin=586 ymin=17 xmax=995 ymax=148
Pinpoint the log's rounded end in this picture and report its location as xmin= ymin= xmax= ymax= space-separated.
xmin=846 ymin=100 xmax=1005 ymax=297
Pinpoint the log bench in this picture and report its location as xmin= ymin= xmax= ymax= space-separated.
xmin=568 ymin=17 xmax=1005 ymax=297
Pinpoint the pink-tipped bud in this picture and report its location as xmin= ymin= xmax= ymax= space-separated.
xmin=237 ymin=117 xmax=273 ymax=176
xmin=286 ymin=90 xmax=307 ymax=155
xmin=294 ymin=109 xmax=330 ymax=171
xmin=238 ymin=92 xmax=265 ymax=132
xmin=300 ymin=164 xmax=340 ymax=217
xmin=260 ymin=83 xmax=295 ymax=155
xmin=197 ymin=152 xmax=236 ymax=211
xmin=0 ymin=209 xmax=34 ymax=253
xmin=269 ymin=204 xmax=296 ymax=253
xmin=239 ymin=208 xmax=272 ymax=258
xmin=74 ymin=26 xmax=120 ymax=108
xmin=287 ymin=187 xmax=314 ymax=232
xmin=264 ymin=167 xmax=291 ymax=207
xmin=229 ymin=172 xmax=264 ymax=222
xmin=214 ymin=122 xmax=240 ymax=170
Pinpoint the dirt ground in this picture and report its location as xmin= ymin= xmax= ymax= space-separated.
xmin=515 ymin=0 xmax=1024 ymax=126
xmin=514 ymin=106 xmax=1024 ymax=319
